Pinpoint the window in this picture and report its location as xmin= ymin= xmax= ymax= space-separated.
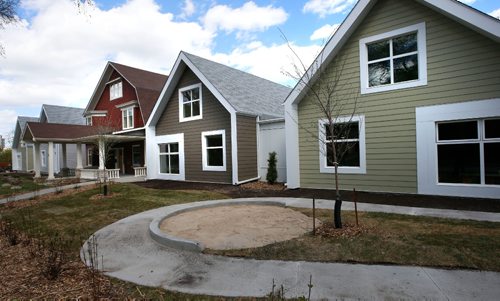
xmin=159 ymin=143 xmax=179 ymax=174
xmin=359 ymin=23 xmax=427 ymax=94
xmin=86 ymin=116 xmax=92 ymax=126
xmin=319 ymin=115 xmax=366 ymax=174
xmin=179 ymin=83 xmax=202 ymax=122
xmin=437 ymin=119 xmax=500 ymax=185
xmin=132 ymin=145 xmax=141 ymax=167
xmin=41 ymin=150 xmax=46 ymax=167
xmin=110 ymin=81 xmax=123 ymax=100
xmin=122 ymin=107 xmax=134 ymax=129
xmin=87 ymin=148 xmax=93 ymax=166
xmin=201 ymin=130 xmax=226 ymax=171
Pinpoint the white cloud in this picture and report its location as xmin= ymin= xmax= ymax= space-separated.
xmin=211 ymin=41 xmax=321 ymax=87
xmin=303 ymin=0 xmax=356 ymax=17
xmin=179 ymin=0 xmax=195 ymax=19
xmin=310 ymin=23 xmax=340 ymax=41
xmin=458 ymin=0 xmax=476 ymax=4
xmin=490 ymin=8 xmax=500 ymax=19
xmin=0 ymin=0 xmax=213 ymax=110
xmin=203 ymin=1 xmax=288 ymax=33
xmin=0 ymin=110 xmax=18 ymax=141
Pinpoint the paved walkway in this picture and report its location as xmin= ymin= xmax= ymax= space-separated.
xmin=83 ymin=198 xmax=500 ymax=300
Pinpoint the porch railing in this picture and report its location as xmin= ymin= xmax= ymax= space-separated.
xmin=77 ymin=168 xmax=120 ymax=180
xmin=107 ymin=169 xmax=120 ymax=179
xmin=134 ymin=166 xmax=147 ymax=177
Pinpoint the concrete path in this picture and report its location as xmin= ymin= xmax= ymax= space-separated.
xmin=83 ymin=198 xmax=500 ymax=300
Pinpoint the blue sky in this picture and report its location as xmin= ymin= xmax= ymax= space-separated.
xmin=0 ymin=0 xmax=499 ymax=143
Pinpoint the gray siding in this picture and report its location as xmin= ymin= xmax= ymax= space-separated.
xmin=156 ymin=68 xmax=232 ymax=184
xmin=237 ymin=115 xmax=258 ymax=182
xmin=298 ymin=0 xmax=500 ymax=193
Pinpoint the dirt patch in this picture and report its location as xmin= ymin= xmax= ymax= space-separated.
xmin=137 ymin=180 xmax=500 ymax=212
xmin=160 ymin=205 xmax=320 ymax=250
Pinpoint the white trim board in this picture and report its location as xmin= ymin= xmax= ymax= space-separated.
xmin=416 ymin=98 xmax=500 ymax=199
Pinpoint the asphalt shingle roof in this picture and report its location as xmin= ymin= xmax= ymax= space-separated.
xmin=184 ymin=52 xmax=290 ymax=119
xmin=42 ymin=104 xmax=86 ymax=125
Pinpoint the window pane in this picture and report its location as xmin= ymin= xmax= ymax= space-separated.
xmin=438 ymin=144 xmax=480 ymax=184
xmin=368 ymin=60 xmax=391 ymax=87
xmin=367 ymin=40 xmax=389 ymax=61
xmin=170 ymin=155 xmax=180 ymax=174
xmin=207 ymin=148 xmax=223 ymax=166
xmin=159 ymin=154 xmax=169 ymax=173
xmin=192 ymin=87 xmax=200 ymax=100
xmin=438 ymin=121 xmax=478 ymax=140
xmin=394 ymin=54 xmax=418 ymax=83
xmin=169 ymin=143 xmax=178 ymax=153
xmin=182 ymin=91 xmax=191 ymax=103
xmin=326 ymin=142 xmax=334 ymax=166
xmin=485 ymin=143 xmax=500 ymax=185
xmin=159 ymin=144 xmax=167 ymax=153
xmin=338 ymin=142 xmax=360 ymax=167
xmin=206 ymin=134 xmax=223 ymax=147
xmin=333 ymin=122 xmax=359 ymax=140
xmin=485 ymin=119 xmax=500 ymax=139
xmin=183 ymin=103 xmax=191 ymax=118
xmin=393 ymin=33 xmax=417 ymax=55
xmin=192 ymin=100 xmax=200 ymax=116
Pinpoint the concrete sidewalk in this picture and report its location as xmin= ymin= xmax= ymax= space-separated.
xmin=84 ymin=198 xmax=500 ymax=300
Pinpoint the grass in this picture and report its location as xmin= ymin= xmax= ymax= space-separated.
xmin=0 ymin=173 xmax=45 ymax=197
xmin=206 ymin=208 xmax=500 ymax=271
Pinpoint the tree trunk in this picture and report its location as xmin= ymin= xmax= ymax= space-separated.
xmin=334 ymin=163 xmax=342 ymax=228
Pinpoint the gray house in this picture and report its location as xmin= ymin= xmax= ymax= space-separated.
xmin=12 ymin=104 xmax=87 ymax=175
xmin=146 ymin=52 xmax=290 ymax=184
xmin=11 ymin=116 xmax=39 ymax=172
xmin=285 ymin=0 xmax=500 ymax=199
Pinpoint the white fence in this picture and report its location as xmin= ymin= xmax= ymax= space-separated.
xmin=134 ymin=166 xmax=147 ymax=177
xmin=77 ymin=168 xmax=120 ymax=180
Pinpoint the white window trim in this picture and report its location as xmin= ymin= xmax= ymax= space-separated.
xmin=416 ymin=98 xmax=500 ymax=199
xmin=121 ymin=106 xmax=134 ymax=130
xmin=86 ymin=116 xmax=92 ymax=126
xmin=110 ymin=81 xmax=123 ymax=100
xmin=87 ymin=148 xmax=92 ymax=166
xmin=159 ymin=143 xmax=180 ymax=175
xmin=202 ymin=129 xmax=226 ymax=172
xmin=179 ymin=83 xmax=203 ymax=122
xmin=318 ymin=115 xmax=366 ymax=174
xmin=41 ymin=150 xmax=46 ymax=167
xmin=153 ymin=133 xmax=185 ymax=181
xmin=359 ymin=22 xmax=427 ymax=95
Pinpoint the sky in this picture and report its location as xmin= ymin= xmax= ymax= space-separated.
xmin=0 ymin=0 xmax=499 ymax=145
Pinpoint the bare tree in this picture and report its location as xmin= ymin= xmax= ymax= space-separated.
xmin=282 ymin=31 xmax=359 ymax=229
xmin=90 ymin=117 xmax=119 ymax=196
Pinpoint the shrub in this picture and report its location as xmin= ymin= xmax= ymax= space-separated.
xmin=266 ymin=152 xmax=278 ymax=184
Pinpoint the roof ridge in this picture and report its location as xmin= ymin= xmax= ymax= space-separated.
xmin=109 ymin=61 xmax=168 ymax=77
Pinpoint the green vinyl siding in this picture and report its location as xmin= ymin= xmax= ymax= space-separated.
xmin=298 ymin=0 xmax=500 ymax=193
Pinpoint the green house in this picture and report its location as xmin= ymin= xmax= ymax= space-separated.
xmin=285 ymin=0 xmax=500 ymax=199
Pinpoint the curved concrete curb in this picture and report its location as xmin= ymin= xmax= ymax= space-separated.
xmin=149 ymin=199 xmax=285 ymax=252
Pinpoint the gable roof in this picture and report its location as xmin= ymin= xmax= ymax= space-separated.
xmin=40 ymin=104 xmax=86 ymax=125
xmin=285 ymin=0 xmax=500 ymax=106
xmin=84 ymin=62 xmax=168 ymax=123
xmin=12 ymin=116 xmax=39 ymax=148
xmin=23 ymin=122 xmax=97 ymax=143
xmin=148 ymin=52 xmax=291 ymax=126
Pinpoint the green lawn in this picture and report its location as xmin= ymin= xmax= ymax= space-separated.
xmin=0 ymin=173 xmax=45 ymax=198
xmin=207 ymin=208 xmax=500 ymax=271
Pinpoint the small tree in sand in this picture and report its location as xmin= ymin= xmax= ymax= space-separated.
xmin=282 ymin=32 xmax=359 ymax=229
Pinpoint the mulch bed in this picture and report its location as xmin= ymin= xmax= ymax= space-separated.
xmin=137 ymin=180 xmax=500 ymax=212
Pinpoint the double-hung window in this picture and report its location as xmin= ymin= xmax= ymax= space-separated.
xmin=319 ymin=115 xmax=366 ymax=174
xmin=86 ymin=116 xmax=92 ymax=126
xmin=202 ymin=130 xmax=226 ymax=171
xmin=87 ymin=148 xmax=93 ymax=166
xmin=110 ymin=81 xmax=123 ymax=100
xmin=436 ymin=119 xmax=500 ymax=185
xmin=179 ymin=83 xmax=202 ymax=122
xmin=359 ymin=23 xmax=427 ymax=94
xmin=121 ymin=107 xmax=134 ymax=130
xmin=159 ymin=143 xmax=179 ymax=174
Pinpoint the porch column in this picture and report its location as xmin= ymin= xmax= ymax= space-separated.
xmin=33 ymin=142 xmax=41 ymax=178
xmin=76 ymin=143 xmax=83 ymax=169
xmin=61 ymin=143 xmax=67 ymax=169
xmin=98 ymin=139 xmax=105 ymax=170
xmin=48 ymin=141 xmax=55 ymax=180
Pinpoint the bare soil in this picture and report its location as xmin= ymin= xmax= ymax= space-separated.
xmin=160 ymin=205 xmax=319 ymax=250
xmin=137 ymin=180 xmax=500 ymax=212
